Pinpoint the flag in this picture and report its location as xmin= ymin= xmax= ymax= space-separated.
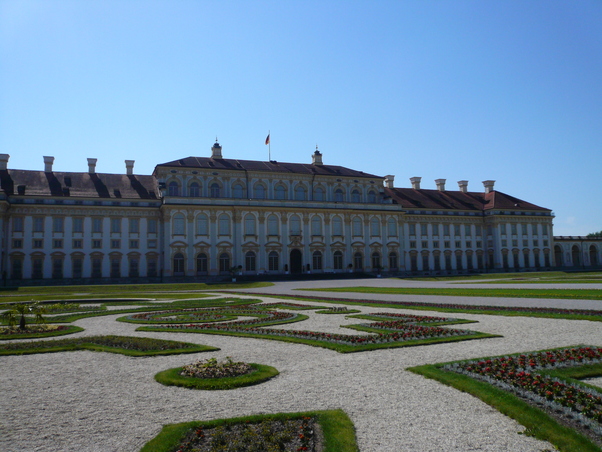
xmin=265 ymin=133 xmax=270 ymax=145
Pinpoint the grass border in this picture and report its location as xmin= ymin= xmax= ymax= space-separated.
xmin=0 ymin=325 xmax=84 ymax=340
xmin=154 ymin=363 xmax=279 ymax=390
xmin=407 ymin=363 xmax=602 ymax=452
xmin=139 ymin=409 xmax=358 ymax=452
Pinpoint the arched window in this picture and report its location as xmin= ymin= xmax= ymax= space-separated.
xmin=389 ymin=252 xmax=398 ymax=270
xmin=333 ymin=251 xmax=343 ymax=270
xmin=387 ymin=218 xmax=397 ymax=237
xmin=172 ymin=213 xmax=185 ymax=235
xmin=218 ymin=214 xmax=230 ymax=235
xmin=332 ymin=216 xmax=343 ymax=236
xmin=372 ymin=252 xmax=381 ymax=269
xmin=219 ymin=253 xmax=230 ymax=273
xmin=210 ymin=183 xmax=220 ymax=198
xmin=352 ymin=217 xmax=363 ymax=236
xmin=275 ymin=185 xmax=286 ymax=200
xmin=289 ymin=215 xmax=301 ymax=235
xmin=267 ymin=214 xmax=279 ymax=236
xmin=244 ymin=214 xmax=256 ymax=235
xmin=354 ymin=252 xmax=363 ymax=270
xmin=168 ymin=181 xmax=179 ymax=197
xmin=245 ymin=251 xmax=256 ymax=271
xmin=295 ymin=185 xmax=306 ymax=201
xmin=351 ymin=189 xmax=361 ymax=203
xmin=232 ymin=183 xmax=244 ymax=199
xmin=572 ymin=245 xmax=581 ymax=266
xmin=196 ymin=253 xmax=208 ymax=274
xmin=311 ymin=215 xmax=322 ymax=235
xmin=173 ymin=253 xmax=185 ymax=275
xmin=254 ymin=183 xmax=266 ymax=199
xmin=189 ymin=182 xmax=200 ymax=197
xmin=268 ymin=251 xmax=279 ymax=271
xmin=370 ymin=217 xmax=380 ymax=236
xmin=334 ymin=188 xmax=344 ymax=202
xmin=196 ymin=214 xmax=208 ymax=235
xmin=312 ymin=251 xmax=323 ymax=270
xmin=368 ymin=190 xmax=377 ymax=203
xmin=313 ymin=187 xmax=324 ymax=201
xmin=554 ymin=245 xmax=563 ymax=266
xmin=590 ymin=245 xmax=599 ymax=267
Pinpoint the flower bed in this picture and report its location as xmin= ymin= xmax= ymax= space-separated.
xmin=0 ymin=324 xmax=83 ymax=340
xmin=181 ymin=357 xmax=252 ymax=379
xmin=443 ymin=347 xmax=602 ymax=438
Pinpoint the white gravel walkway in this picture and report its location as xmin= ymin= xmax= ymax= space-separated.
xmin=1 ymin=293 xmax=602 ymax=452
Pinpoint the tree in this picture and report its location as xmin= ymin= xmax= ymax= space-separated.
xmin=587 ymin=231 xmax=602 ymax=238
xmin=2 ymin=301 xmax=46 ymax=330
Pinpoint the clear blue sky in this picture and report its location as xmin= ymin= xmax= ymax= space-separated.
xmin=1 ymin=0 xmax=601 ymax=236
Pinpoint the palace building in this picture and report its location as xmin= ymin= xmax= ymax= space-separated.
xmin=1 ymin=142 xmax=599 ymax=284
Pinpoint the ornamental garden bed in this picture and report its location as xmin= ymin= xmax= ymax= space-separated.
xmin=409 ymin=346 xmax=602 ymax=452
xmin=0 ymin=335 xmax=218 ymax=356
xmin=140 ymin=409 xmax=358 ymax=452
xmin=0 ymin=324 xmax=84 ymax=340
xmin=154 ymin=356 xmax=279 ymax=390
xmin=135 ymin=306 xmax=496 ymax=353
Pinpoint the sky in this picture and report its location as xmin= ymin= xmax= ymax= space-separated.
xmin=1 ymin=0 xmax=601 ymax=236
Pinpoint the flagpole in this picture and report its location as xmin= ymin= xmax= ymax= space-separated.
xmin=268 ymin=130 xmax=271 ymax=161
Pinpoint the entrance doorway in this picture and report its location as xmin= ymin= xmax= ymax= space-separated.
xmin=290 ymin=249 xmax=303 ymax=274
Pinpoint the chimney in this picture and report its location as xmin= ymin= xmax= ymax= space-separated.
xmin=125 ymin=160 xmax=135 ymax=175
xmin=410 ymin=177 xmax=421 ymax=190
xmin=384 ymin=175 xmax=395 ymax=188
xmin=43 ymin=156 xmax=55 ymax=172
xmin=211 ymin=140 xmax=223 ymax=159
xmin=435 ymin=178 xmax=446 ymax=191
xmin=0 ymin=154 xmax=9 ymax=170
xmin=483 ymin=180 xmax=496 ymax=193
xmin=88 ymin=158 xmax=97 ymax=174
xmin=458 ymin=180 xmax=468 ymax=193
xmin=312 ymin=148 xmax=323 ymax=165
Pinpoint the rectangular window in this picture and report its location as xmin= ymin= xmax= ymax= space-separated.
xmin=409 ymin=224 xmax=416 ymax=236
xmin=52 ymin=258 xmax=63 ymax=279
xmin=148 ymin=239 xmax=157 ymax=249
xmin=110 ymin=258 xmax=121 ymax=278
xmin=501 ymin=239 xmax=507 ymax=247
xmin=33 ymin=239 xmax=43 ymax=249
xmin=32 ymin=258 xmax=44 ymax=279
xmin=454 ymin=225 xmax=461 ymax=237
xmin=148 ymin=219 xmax=158 ymax=233
xmin=432 ymin=224 xmax=439 ymax=236
xmin=420 ymin=224 xmax=428 ymax=236
xmin=532 ymin=224 xmax=538 ymax=236
xmin=147 ymin=259 xmax=157 ymax=277
xmin=521 ymin=224 xmax=527 ymax=236
xmin=111 ymin=239 xmax=120 ymax=249
xmin=476 ymin=225 xmax=482 ymax=236
xmin=533 ymin=240 xmax=539 ymax=247
xmin=129 ymin=259 xmax=139 ymax=277
xmin=543 ymin=240 xmax=549 ymax=246
xmin=523 ymin=239 xmax=529 ymax=247
xmin=476 ymin=241 xmax=482 ymax=248
xmin=12 ymin=239 xmax=23 ymax=249
xmin=92 ymin=239 xmax=102 ymax=249
xmin=53 ymin=217 xmax=64 ymax=233
xmin=92 ymin=218 xmax=103 ymax=233
xmin=465 ymin=225 xmax=471 ymax=236
xmin=72 ymin=259 xmax=83 ymax=279
xmin=542 ymin=224 xmax=548 ymax=236
xmin=111 ymin=218 xmax=121 ymax=233
xmin=433 ymin=241 xmax=439 ymax=248
xmin=409 ymin=241 xmax=416 ymax=249
xmin=33 ymin=217 xmax=44 ymax=233
xmin=129 ymin=239 xmax=139 ymax=249
xmin=73 ymin=239 xmax=83 ymax=249
xmin=511 ymin=224 xmax=517 ymax=235
xmin=53 ymin=239 xmax=63 ymax=249
xmin=500 ymin=224 xmax=507 ymax=235
xmin=455 ymin=241 xmax=462 ymax=248
xmin=444 ymin=241 xmax=451 ymax=248
xmin=465 ymin=241 xmax=472 ymax=248
xmin=129 ymin=218 xmax=139 ymax=234
xmin=421 ymin=241 xmax=428 ymax=248
xmin=443 ymin=224 xmax=450 ymax=236
xmin=92 ymin=258 xmax=102 ymax=278
xmin=73 ymin=217 xmax=84 ymax=233
xmin=13 ymin=217 xmax=24 ymax=232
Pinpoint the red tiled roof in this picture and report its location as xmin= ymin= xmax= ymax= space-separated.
xmin=155 ymin=156 xmax=381 ymax=179
xmin=384 ymin=187 xmax=551 ymax=212
xmin=0 ymin=170 xmax=159 ymax=200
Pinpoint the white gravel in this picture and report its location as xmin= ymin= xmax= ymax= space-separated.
xmin=1 ymin=294 xmax=602 ymax=452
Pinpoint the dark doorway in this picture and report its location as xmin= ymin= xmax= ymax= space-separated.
xmin=290 ymin=249 xmax=303 ymax=274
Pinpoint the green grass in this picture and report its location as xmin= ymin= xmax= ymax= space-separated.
xmin=405 ymin=270 xmax=602 ymax=283
xmin=0 ymin=325 xmax=84 ymax=340
xmin=0 ymin=335 xmax=218 ymax=356
xmin=154 ymin=363 xmax=279 ymax=390
xmin=0 ymin=281 xmax=274 ymax=303
xmin=139 ymin=409 xmax=358 ymax=452
xmin=298 ymin=286 xmax=602 ymax=300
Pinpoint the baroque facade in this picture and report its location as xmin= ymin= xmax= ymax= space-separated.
xmin=1 ymin=142 xmax=599 ymax=284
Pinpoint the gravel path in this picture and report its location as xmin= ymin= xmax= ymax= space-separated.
xmin=1 ymin=290 xmax=602 ymax=451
